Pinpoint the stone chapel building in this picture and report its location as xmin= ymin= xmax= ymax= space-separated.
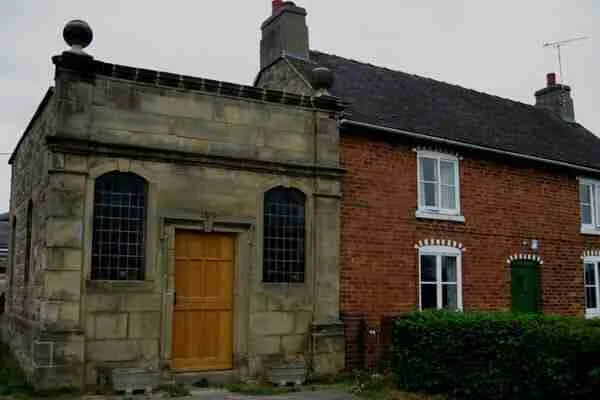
xmin=2 ymin=15 xmax=344 ymax=388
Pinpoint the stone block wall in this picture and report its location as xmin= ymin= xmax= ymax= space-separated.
xmin=9 ymin=58 xmax=344 ymax=387
xmin=2 ymin=90 xmax=68 ymax=388
xmin=256 ymin=58 xmax=313 ymax=96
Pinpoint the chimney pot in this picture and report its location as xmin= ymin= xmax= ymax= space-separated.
xmin=260 ymin=1 xmax=309 ymax=69
xmin=272 ymin=0 xmax=284 ymax=13
xmin=535 ymin=73 xmax=575 ymax=122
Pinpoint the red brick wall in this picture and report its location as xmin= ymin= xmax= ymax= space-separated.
xmin=340 ymin=134 xmax=600 ymax=325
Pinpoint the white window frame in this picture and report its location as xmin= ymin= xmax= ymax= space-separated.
xmin=579 ymin=178 xmax=600 ymax=235
xmin=418 ymin=246 xmax=463 ymax=311
xmin=416 ymin=151 xmax=464 ymax=222
xmin=583 ymin=257 xmax=600 ymax=318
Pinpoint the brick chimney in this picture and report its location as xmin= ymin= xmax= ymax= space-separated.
xmin=260 ymin=1 xmax=309 ymax=69
xmin=535 ymin=73 xmax=575 ymax=123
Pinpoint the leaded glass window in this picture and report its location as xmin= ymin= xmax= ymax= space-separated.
xmin=263 ymin=187 xmax=306 ymax=283
xmin=91 ymin=172 xmax=147 ymax=281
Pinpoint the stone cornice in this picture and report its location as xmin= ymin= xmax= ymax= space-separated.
xmin=46 ymin=136 xmax=345 ymax=179
xmin=51 ymin=53 xmax=344 ymax=113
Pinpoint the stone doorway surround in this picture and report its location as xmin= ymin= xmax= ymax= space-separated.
xmin=160 ymin=213 xmax=254 ymax=381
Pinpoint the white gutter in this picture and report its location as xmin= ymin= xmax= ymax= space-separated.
xmin=340 ymin=118 xmax=600 ymax=175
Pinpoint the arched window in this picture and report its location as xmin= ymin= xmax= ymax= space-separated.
xmin=263 ymin=187 xmax=306 ymax=283
xmin=91 ymin=172 xmax=147 ymax=281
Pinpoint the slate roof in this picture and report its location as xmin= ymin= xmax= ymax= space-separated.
xmin=285 ymin=51 xmax=600 ymax=171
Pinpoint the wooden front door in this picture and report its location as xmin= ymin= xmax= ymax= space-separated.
xmin=510 ymin=261 xmax=540 ymax=313
xmin=172 ymin=230 xmax=234 ymax=371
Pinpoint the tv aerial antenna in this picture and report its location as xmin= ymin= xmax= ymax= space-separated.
xmin=543 ymin=36 xmax=588 ymax=83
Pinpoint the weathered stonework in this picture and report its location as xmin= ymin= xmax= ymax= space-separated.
xmin=4 ymin=51 xmax=344 ymax=389
xmin=256 ymin=58 xmax=313 ymax=96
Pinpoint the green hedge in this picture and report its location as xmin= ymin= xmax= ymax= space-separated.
xmin=391 ymin=311 xmax=600 ymax=399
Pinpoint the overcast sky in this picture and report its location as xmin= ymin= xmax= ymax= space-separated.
xmin=1 ymin=1 xmax=597 ymax=211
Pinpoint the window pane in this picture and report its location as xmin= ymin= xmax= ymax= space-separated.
xmin=440 ymin=161 xmax=456 ymax=186
xmin=91 ymin=172 xmax=147 ymax=281
xmin=441 ymin=186 xmax=456 ymax=210
xmin=420 ymin=255 xmax=437 ymax=282
xmin=585 ymin=263 xmax=596 ymax=285
xmin=442 ymin=256 xmax=457 ymax=282
xmin=582 ymin=204 xmax=593 ymax=225
xmin=580 ymin=183 xmax=592 ymax=204
xmin=422 ymin=182 xmax=438 ymax=207
xmin=442 ymin=284 xmax=458 ymax=310
xmin=586 ymin=286 xmax=597 ymax=309
xmin=420 ymin=157 xmax=438 ymax=182
xmin=421 ymin=284 xmax=437 ymax=309
xmin=263 ymin=187 xmax=306 ymax=283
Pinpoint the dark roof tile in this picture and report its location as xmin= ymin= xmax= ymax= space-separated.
xmin=296 ymin=51 xmax=600 ymax=170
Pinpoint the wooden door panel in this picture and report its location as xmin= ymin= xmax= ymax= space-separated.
xmin=172 ymin=231 xmax=234 ymax=371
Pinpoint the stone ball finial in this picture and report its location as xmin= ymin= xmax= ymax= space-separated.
xmin=311 ymin=67 xmax=334 ymax=92
xmin=63 ymin=19 xmax=93 ymax=52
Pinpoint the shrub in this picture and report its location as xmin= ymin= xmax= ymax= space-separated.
xmin=391 ymin=311 xmax=600 ymax=400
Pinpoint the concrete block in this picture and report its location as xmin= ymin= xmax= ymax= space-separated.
xmin=46 ymin=247 xmax=82 ymax=270
xmin=263 ymin=129 xmax=309 ymax=153
xmin=252 ymin=336 xmax=280 ymax=355
xmin=294 ymin=312 xmax=313 ymax=334
xmin=312 ymin=351 xmax=344 ymax=376
xmin=128 ymin=312 xmax=160 ymax=339
xmin=86 ymin=340 xmax=137 ymax=362
xmin=94 ymin=107 xmax=171 ymax=135
xmin=140 ymin=92 xmax=214 ymax=120
xmin=64 ymin=155 xmax=88 ymax=171
xmin=86 ymin=293 xmax=120 ymax=312
xmin=281 ymin=335 xmax=306 ymax=353
xmin=54 ymin=336 xmax=85 ymax=364
xmin=41 ymin=301 xmax=79 ymax=327
xmin=94 ymin=313 xmax=128 ymax=339
xmin=214 ymin=99 xmax=264 ymax=126
xmin=44 ymin=270 xmax=81 ymax=300
xmin=176 ymin=118 xmax=229 ymax=141
xmin=86 ymin=339 xmax=158 ymax=363
xmin=123 ymin=293 xmax=161 ymax=312
xmin=250 ymin=312 xmax=295 ymax=336
xmin=250 ymin=294 xmax=268 ymax=312
xmin=264 ymin=108 xmax=308 ymax=133
xmin=46 ymin=218 xmax=83 ymax=248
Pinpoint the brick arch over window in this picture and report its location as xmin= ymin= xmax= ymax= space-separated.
xmin=414 ymin=239 xmax=465 ymax=252
xmin=262 ymin=186 xmax=306 ymax=283
xmin=506 ymin=254 xmax=544 ymax=265
xmin=91 ymin=171 xmax=147 ymax=281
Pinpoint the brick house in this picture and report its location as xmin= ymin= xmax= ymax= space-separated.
xmin=255 ymin=0 xmax=600 ymax=355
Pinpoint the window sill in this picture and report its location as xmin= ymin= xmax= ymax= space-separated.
xmin=581 ymin=226 xmax=600 ymax=236
xmin=416 ymin=210 xmax=465 ymax=223
xmin=585 ymin=310 xmax=600 ymax=319
xmin=86 ymin=280 xmax=156 ymax=293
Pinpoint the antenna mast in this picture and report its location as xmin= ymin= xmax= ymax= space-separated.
xmin=543 ymin=36 xmax=588 ymax=83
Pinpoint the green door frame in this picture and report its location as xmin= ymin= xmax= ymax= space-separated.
xmin=510 ymin=260 xmax=541 ymax=313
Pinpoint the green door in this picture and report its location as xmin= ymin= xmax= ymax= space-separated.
xmin=510 ymin=261 xmax=540 ymax=313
